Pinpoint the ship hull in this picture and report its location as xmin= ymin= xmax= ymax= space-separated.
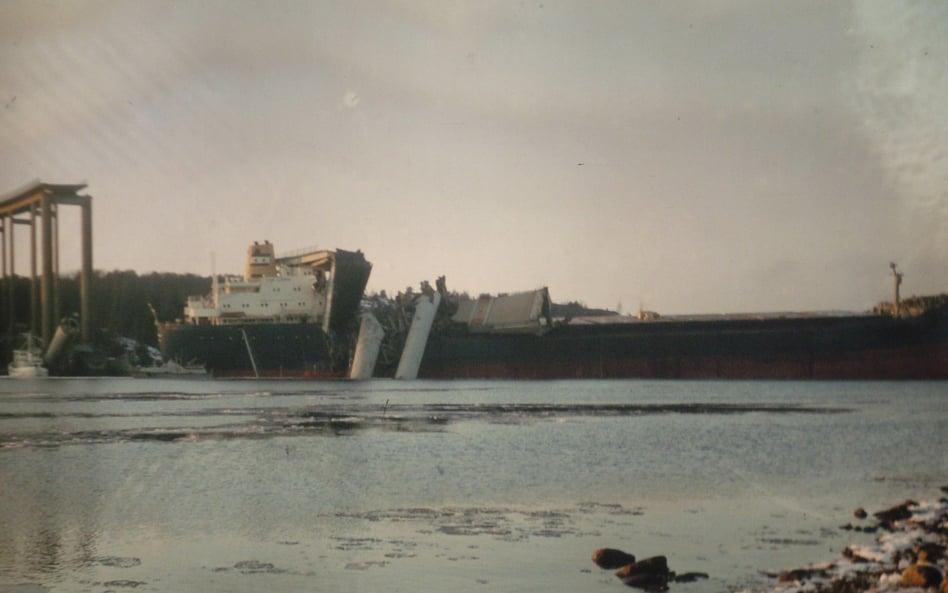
xmin=418 ymin=312 xmax=948 ymax=380
xmin=159 ymin=322 xmax=346 ymax=378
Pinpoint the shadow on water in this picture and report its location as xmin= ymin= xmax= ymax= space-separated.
xmin=0 ymin=401 xmax=851 ymax=448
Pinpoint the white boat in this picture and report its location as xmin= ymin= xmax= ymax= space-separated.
xmin=7 ymin=334 xmax=48 ymax=378
xmin=135 ymin=360 xmax=209 ymax=378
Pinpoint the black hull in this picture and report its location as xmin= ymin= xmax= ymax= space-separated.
xmin=159 ymin=323 xmax=346 ymax=378
xmin=418 ymin=311 xmax=948 ymax=380
xmin=160 ymin=310 xmax=947 ymax=380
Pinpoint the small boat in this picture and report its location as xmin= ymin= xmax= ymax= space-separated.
xmin=134 ymin=360 xmax=209 ymax=378
xmin=7 ymin=334 xmax=48 ymax=378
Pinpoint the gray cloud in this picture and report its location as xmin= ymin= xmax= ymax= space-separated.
xmin=0 ymin=1 xmax=944 ymax=314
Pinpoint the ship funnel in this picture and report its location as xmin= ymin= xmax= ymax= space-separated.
xmin=246 ymin=241 xmax=277 ymax=280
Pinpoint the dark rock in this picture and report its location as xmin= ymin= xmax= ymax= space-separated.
xmin=873 ymin=499 xmax=916 ymax=527
xmin=592 ymin=548 xmax=636 ymax=569
xmin=615 ymin=555 xmax=668 ymax=577
xmin=821 ymin=572 xmax=878 ymax=593
xmin=671 ymin=572 xmax=709 ymax=583
xmin=616 ymin=556 xmax=670 ymax=590
xmin=917 ymin=542 xmax=947 ymax=563
xmin=901 ymin=561 xmax=942 ymax=588
xmin=778 ymin=567 xmax=831 ymax=582
xmin=620 ymin=571 xmax=669 ymax=591
xmin=853 ymin=507 xmax=867 ymax=519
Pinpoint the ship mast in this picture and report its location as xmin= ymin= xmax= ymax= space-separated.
xmin=889 ymin=262 xmax=903 ymax=316
xmin=211 ymin=252 xmax=219 ymax=310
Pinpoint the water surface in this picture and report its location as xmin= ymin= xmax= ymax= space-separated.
xmin=1 ymin=378 xmax=944 ymax=592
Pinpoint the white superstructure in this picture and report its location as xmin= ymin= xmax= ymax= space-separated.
xmin=183 ymin=241 xmax=336 ymax=329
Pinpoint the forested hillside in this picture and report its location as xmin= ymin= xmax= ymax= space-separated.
xmin=1 ymin=271 xmax=210 ymax=346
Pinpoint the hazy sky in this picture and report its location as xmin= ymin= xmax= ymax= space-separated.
xmin=1 ymin=1 xmax=945 ymax=314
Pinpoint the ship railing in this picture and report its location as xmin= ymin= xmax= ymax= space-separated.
xmin=186 ymin=296 xmax=213 ymax=307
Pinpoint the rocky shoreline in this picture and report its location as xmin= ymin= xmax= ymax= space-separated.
xmin=760 ymin=489 xmax=947 ymax=593
xmin=590 ymin=489 xmax=948 ymax=592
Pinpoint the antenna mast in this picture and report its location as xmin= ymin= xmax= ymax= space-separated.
xmin=212 ymin=251 xmax=219 ymax=309
xmin=889 ymin=262 xmax=903 ymax=316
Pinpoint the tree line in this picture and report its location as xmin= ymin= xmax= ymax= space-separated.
xmin=2 ymin=270 xmax=625 ymax=350
xmin=1 ymin=271 xmax=210 ymax=346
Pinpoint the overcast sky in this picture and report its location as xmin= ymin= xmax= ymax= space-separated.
xmin=1 ymin=1 xmax=945 ymax=314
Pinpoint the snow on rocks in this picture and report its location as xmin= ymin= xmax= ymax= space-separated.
xmin=758 ymin=491 xmax=947 ymax=593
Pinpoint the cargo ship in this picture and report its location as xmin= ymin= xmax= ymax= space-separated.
xmin=372 ymin=278 xmax=948 ymax=380
xmin=418 ymin=290 xmax=947 ymax=379
xmin=160 ymin=244 xmax=946 ymax=379
xmin=157 ymin=242 xmax=371 ymax=377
